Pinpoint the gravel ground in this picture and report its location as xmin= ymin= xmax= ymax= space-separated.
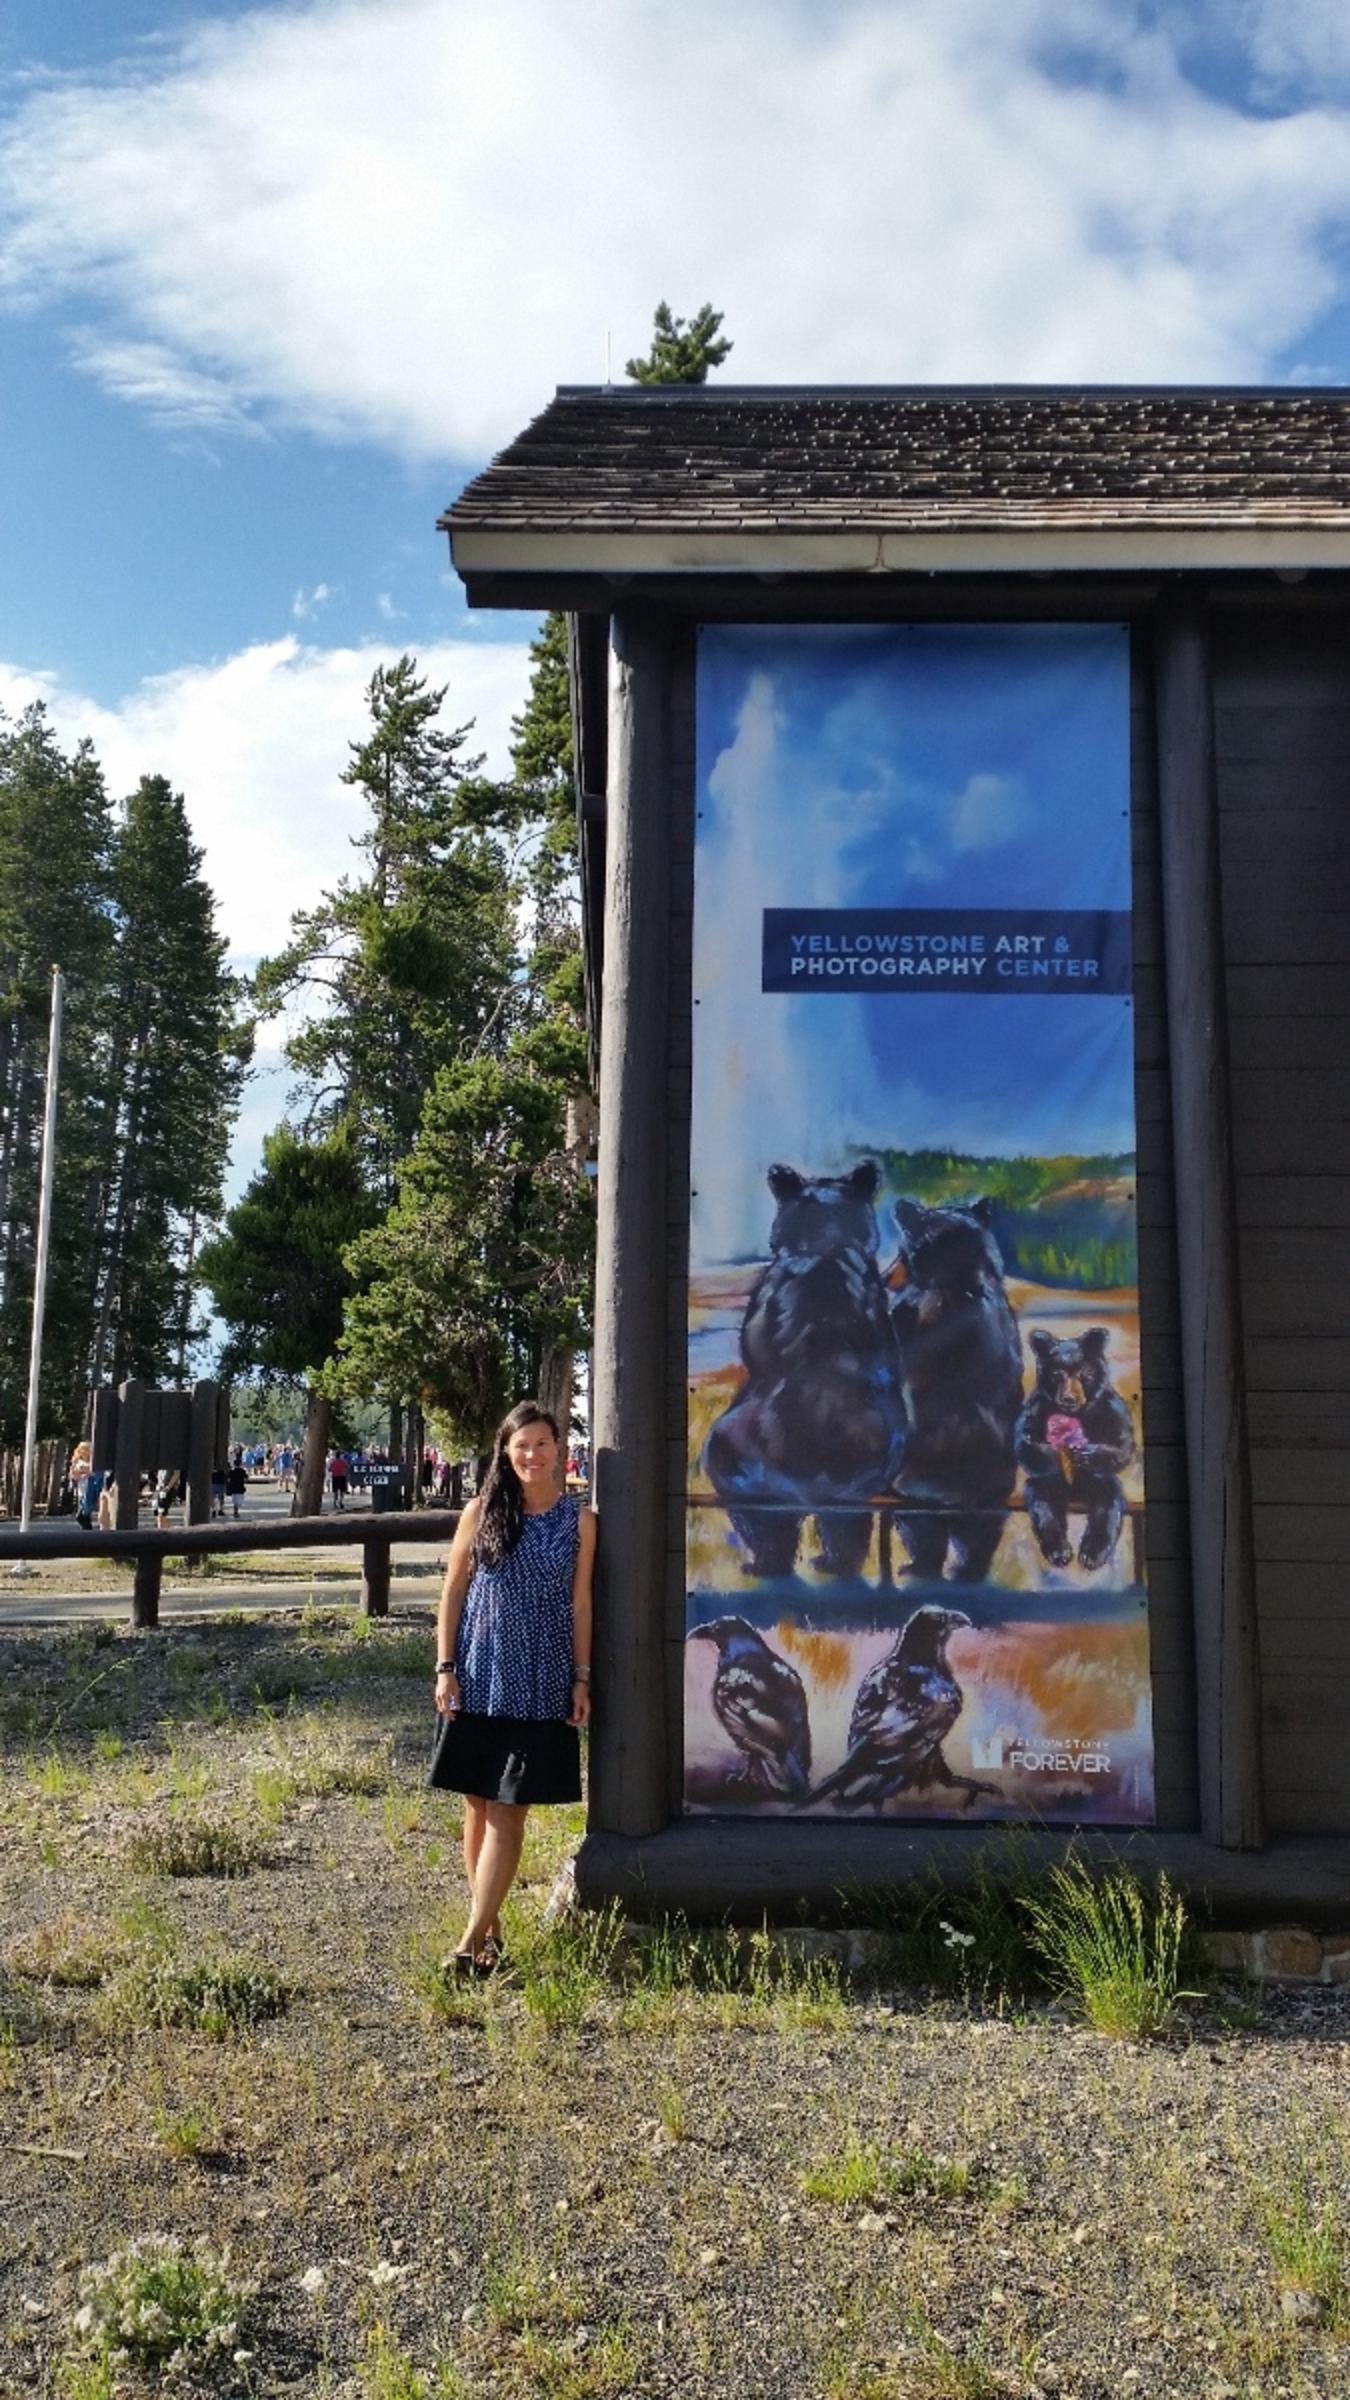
xmin=1 ymin=1614 xmax=1348 ymax=2400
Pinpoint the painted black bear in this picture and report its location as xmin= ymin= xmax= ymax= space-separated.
xmin=1017 ymin=1326 xmax=1136 ymax=1572
xmin=889 ymin=1197 xmax=1024 ymax=1583
xmin=703 ymin=1161 xmax=907 ymax=1580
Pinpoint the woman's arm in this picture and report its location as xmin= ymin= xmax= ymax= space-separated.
xmin=434 ymin=1497 xmax=481 ymax=1717
xmin=568 ymin=1505 xmax=596 ymax=1729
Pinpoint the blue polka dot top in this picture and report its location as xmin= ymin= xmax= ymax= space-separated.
xmin=454 ymin=1494 xmax=581 ymax=1720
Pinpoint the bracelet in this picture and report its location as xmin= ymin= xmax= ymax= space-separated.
xmin=436 ymin=1660 xmax=458 ymax=1677
xmin=572 ymin=1666 xmax=591 ymax=1684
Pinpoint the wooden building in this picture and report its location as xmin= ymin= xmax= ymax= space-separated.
xmin=446 ymin=387 xmax=1350 ymax=1921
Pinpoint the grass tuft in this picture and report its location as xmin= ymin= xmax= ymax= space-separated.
xmin=360 ymin=2322 xmax=469 ymax=2398
xmin=1018 ymin=1860 xmax=1192 ymax=2039
xmin=803 ymin=2132 xmax=983 ymax=2209
xmin=1259 ymin=2161 xmax=1348 ymax=2329
xmin=4 ymin=1911 xmax=128 ymax=1989
xmin=102 ymin=1950 xmax=290 ymax=2039
xmin=124 ymin=1813 xmax=268 ymax=1878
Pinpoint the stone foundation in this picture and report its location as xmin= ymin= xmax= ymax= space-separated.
xmin=1199 ymin=1927 xmax=1350 ymax=1986
xmin=766 ymin=1924 xmax=1350 ymax=1986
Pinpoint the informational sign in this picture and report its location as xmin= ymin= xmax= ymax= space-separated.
xmin=685 ymin=624 xmax=1154 ymax=1827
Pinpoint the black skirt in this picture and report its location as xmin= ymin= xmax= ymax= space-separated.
xmin=427 ymin=1709 xmax=582 ymax=1806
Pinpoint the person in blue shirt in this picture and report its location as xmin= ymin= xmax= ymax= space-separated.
xmin=429 ymin=1401 xmax=595 ymax=1974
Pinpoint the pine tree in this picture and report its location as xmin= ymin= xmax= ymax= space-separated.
xmin=86 ymin=775 xmax=249 ymax=1396
xmin=0 ymin=703 xmax=115 ymax=1439
xmin=197 ymin=1125 xmax=375 ymax=1516
xmin=626 ymin=300 xmax=733 ymax=385
xmin=254 ymin=656 xmax=516 ymax=1197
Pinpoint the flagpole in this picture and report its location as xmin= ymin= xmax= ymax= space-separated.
xmin=15 ymin=966 xmax=64 ymax=1562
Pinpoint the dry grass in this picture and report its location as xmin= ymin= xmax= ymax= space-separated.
xmin=1 ymin=1610 xmax=1348 ymax=2400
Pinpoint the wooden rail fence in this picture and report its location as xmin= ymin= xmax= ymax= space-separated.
xmin=0 ymin=1508 xmax=460 ymax=1628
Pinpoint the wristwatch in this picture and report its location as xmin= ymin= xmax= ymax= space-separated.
xmin=436 ymin=1660 xmax=457 ymax=1676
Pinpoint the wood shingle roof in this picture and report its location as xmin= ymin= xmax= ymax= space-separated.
xmin=447 ymin=385 xmax=1350 ymax=537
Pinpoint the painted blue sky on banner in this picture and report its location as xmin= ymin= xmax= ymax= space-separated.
xmin=692 ymin=624 xmax=1133 ymax=1266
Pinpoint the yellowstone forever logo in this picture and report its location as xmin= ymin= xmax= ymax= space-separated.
xmin=684 ymin=623 xmax=1155 ymax=1829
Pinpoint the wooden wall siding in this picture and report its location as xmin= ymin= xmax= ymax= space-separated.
xmin=1213 ymin=604 xmax=1350 ymax=1837
xmin=659 ymin=615 xmax=1199 ymax=1835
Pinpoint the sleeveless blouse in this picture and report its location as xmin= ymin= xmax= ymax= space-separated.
xmin=454 ymin=1494 xmax=580 ymax=1720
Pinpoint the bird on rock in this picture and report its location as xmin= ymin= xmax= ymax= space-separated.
xmin=802 ymin=1604 xmax=992 ymax=1811
xmin=688 ymin=1616 xmax=812 ymax=1800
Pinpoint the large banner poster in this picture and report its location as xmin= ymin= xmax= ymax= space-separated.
xmin=685 ymin=624 xmax=1154 ymax=1827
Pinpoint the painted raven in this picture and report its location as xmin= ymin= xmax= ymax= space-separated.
xmin=688 ymin=1616 xmax=812 ymax=1800
xmin=803 ymin=1605 xmax=992 ymax=1811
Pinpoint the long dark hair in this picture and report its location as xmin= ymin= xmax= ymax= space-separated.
xmin=474 ymin=1401 xmax=560 ymax=1567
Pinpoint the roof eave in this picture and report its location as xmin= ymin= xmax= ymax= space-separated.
xmin=449 ymin=521 xmax=1350 ymax=591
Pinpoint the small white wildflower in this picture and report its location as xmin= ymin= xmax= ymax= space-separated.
xmin=233 ymin=2349 xmax=255 ymax=2366
xmin=299 ymin=2266 xmax=328 ymax=2298
xmin=72 ymin=2304 xmax=94 ymax=2335
xmin=367 ymin=2260 xmax=411 ymax=2288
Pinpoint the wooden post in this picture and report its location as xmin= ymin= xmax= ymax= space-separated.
xmin=132 ymin=1550 xmax=162 ymax=1629
xmin=589 ymin=606 xmax=672 ymax=1838
xmin=90 ymin=1384 xmax=118 ymax=1477
xmin=112 ymin=1378 xmax=146 ymax=1531
xmin=361 ymin=1535 xmax=391 ymax=1618
xmin=1153 ymin=586 xmax=1265 ymax=1851
xmin=185 ymin=1381 xmax=218 ymax=1526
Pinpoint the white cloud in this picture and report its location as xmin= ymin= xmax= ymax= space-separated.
xmin=949 ymin=771 xmax=1030 ymax=853
xmin=68 ymin=331 xmax=263 ymax=436
xmin=3 ymin=1 xmax=1350 ymax=462
xmin=0 ymin=632 xmax=532 ymax=961
xmin=291 ymin=582 xmax=332 ymax=620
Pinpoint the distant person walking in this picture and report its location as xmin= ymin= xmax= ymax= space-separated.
xmin=429 ymin=1401 xmax=594 ymax=1975
xmin=329 ymin=1449 xmax=349 ymax=1509
xmin=226 ymin=1449 xmax=248 ymax=1518
xmin=152 ymin=1470 xmax=181 ymax=1531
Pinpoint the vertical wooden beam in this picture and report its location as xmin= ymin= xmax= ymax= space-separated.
xmin=1153 ymin=587 xmax=1264 ymax=1851
xmin=589 ymin=606 xmax=672 ymax=1838
xmin=112 ymin=1378 xmax=146 ymax=1531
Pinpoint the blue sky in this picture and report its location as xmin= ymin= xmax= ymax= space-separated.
xmin=691 ymin=626 xmax=1134 ymax=1262
xmin=6 ymin=0 xmax=1350 ymax=1189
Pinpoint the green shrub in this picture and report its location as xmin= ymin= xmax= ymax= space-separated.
xmin=64 ymin=2233 xmax=254 ymax=2380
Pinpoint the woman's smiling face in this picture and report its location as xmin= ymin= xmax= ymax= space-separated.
xmin=506 ymin=1419 xmax=559 ymax=1486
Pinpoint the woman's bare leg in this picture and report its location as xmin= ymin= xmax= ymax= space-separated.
xmin=461 ymin=1801 xmax=528 ymax=1955
xmin=460 ymin=1795 xmax=501 ymax=1945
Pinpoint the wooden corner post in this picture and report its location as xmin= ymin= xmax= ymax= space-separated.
xmin=1152 ymin=586 xmax=1265 ymax=1850
xmin=589 ymin=606 xmax=673 ymax=1838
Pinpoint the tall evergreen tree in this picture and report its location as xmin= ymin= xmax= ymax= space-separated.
xmin=197 ymin=1125 xmax=374 ymax=1516
xmin=254 ymin=657 xmax=517 ymax=1197
xmin=0 ymin=703 xmax=115 ymax=1439
xmin=86 ymin=775 xmax=249 ymax=1396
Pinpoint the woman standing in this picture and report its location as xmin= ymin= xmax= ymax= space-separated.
xmin=429 ymin=1401 xmax=594 ymax=1972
